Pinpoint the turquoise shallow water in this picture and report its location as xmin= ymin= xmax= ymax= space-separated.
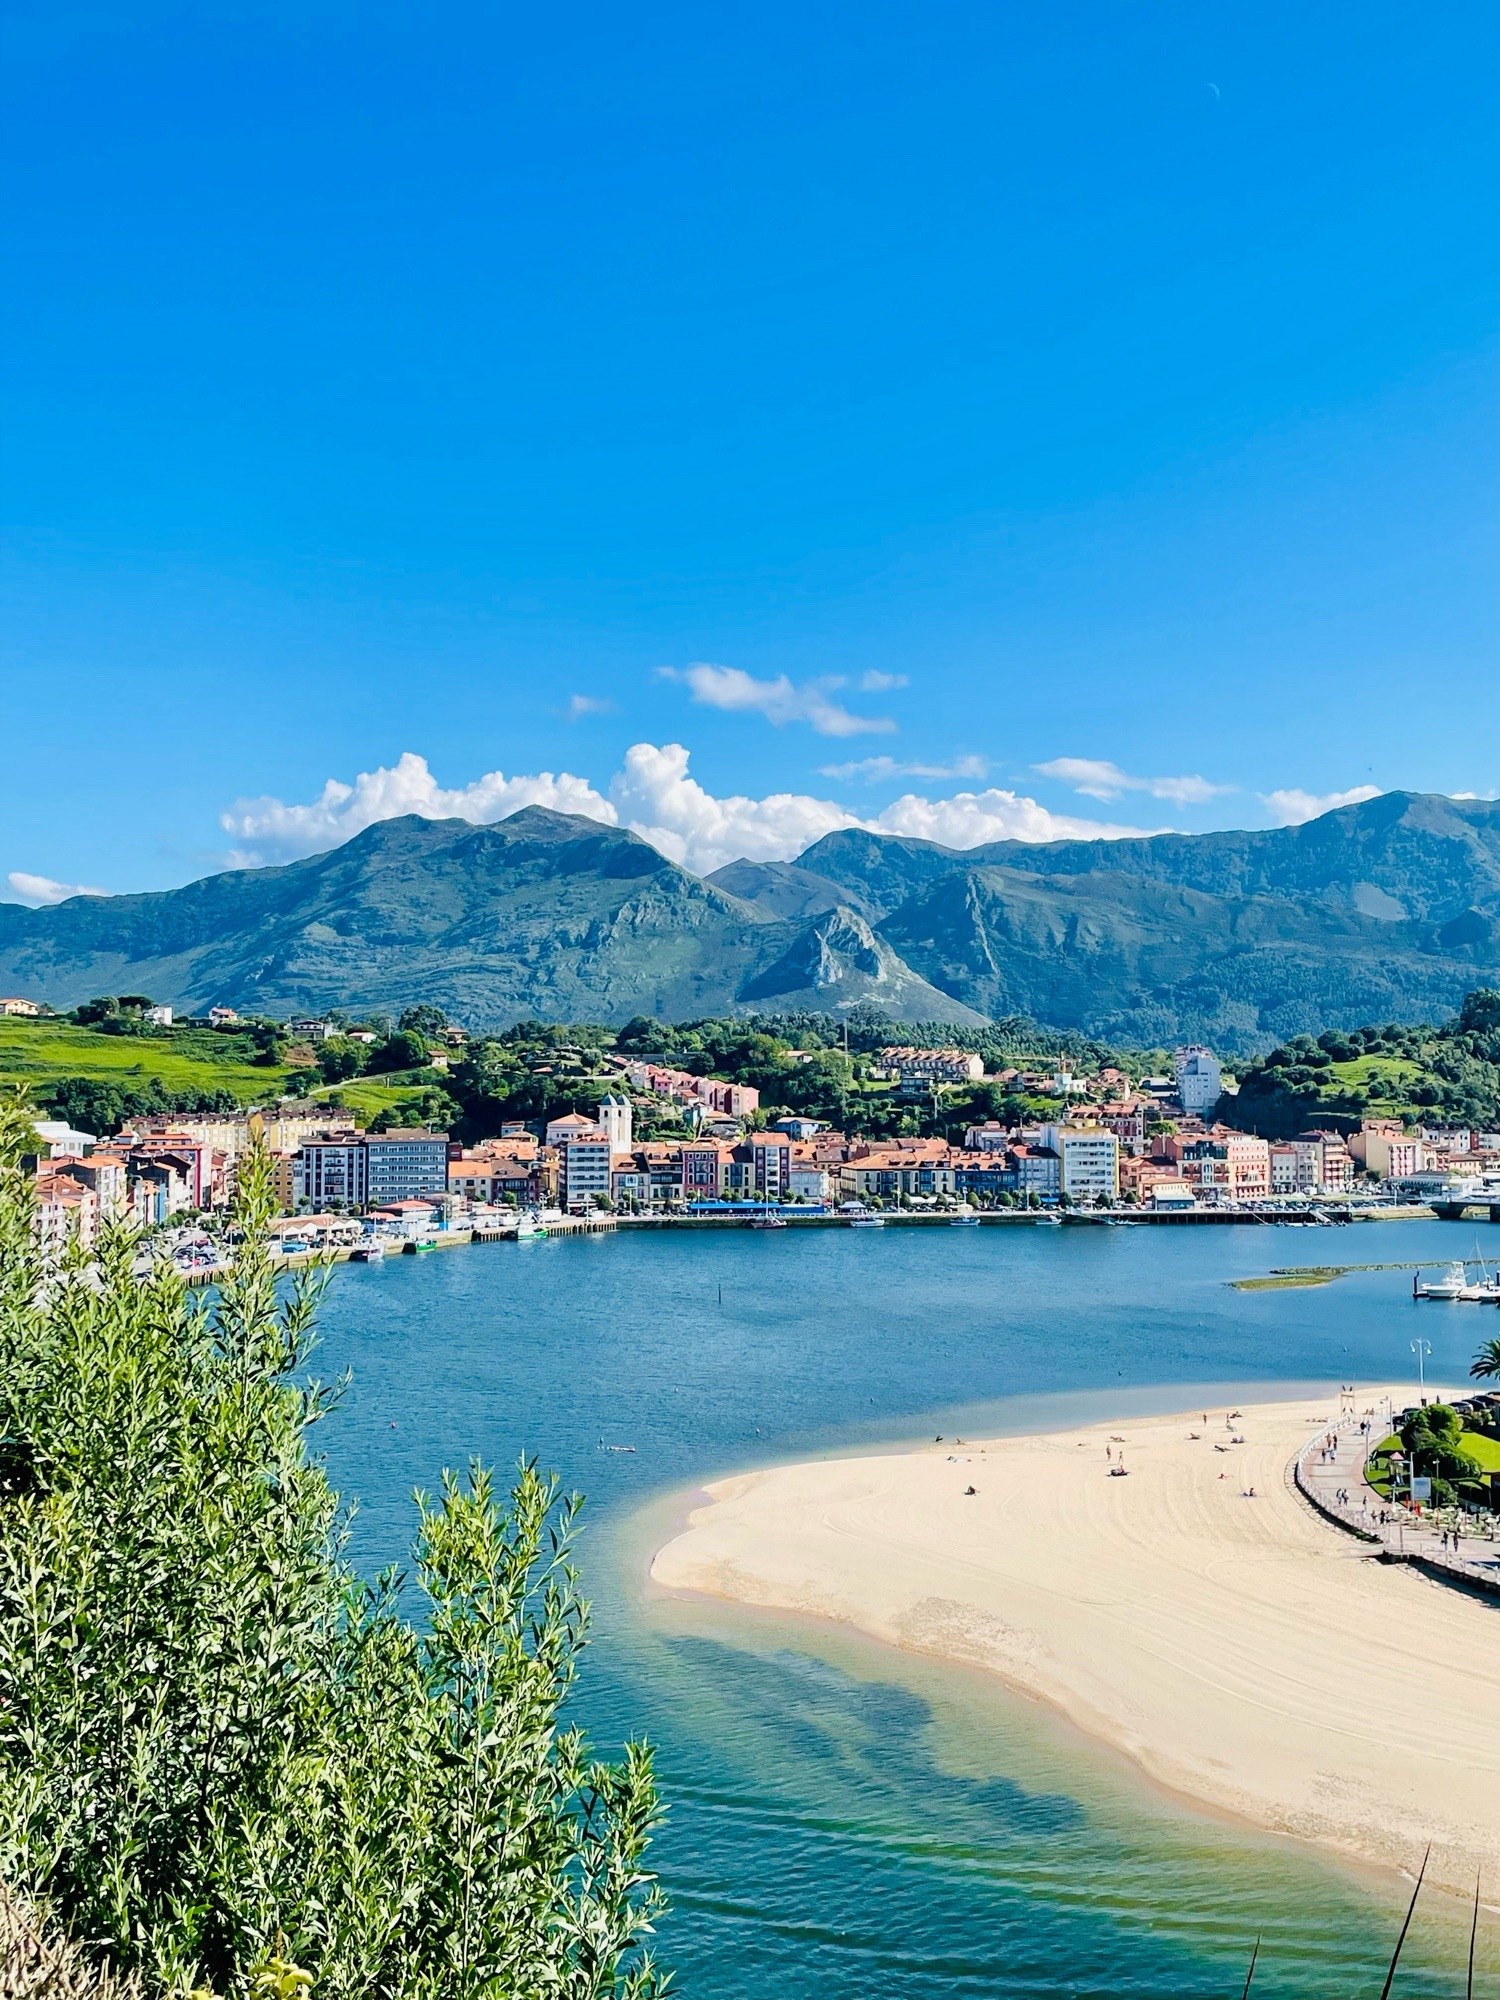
xmin=310 ymin=1218 xmax=1500 ymax=1996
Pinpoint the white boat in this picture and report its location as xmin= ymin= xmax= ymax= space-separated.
xmin=1034 ymin=1213 xmax=1062 ymax=1227
xmin=515 ymin=1214 xmax=547 ymax=1240
xmin=350 ymin=1241 xmax=386 ymax=1262
xmin=1417 ymin=1261 xmax=1471 ymax=1300
xmin=949 ymin=1208 xmax=981 ymax=1226
xmin=842 ymin=1203 xmax=884 ymax=1228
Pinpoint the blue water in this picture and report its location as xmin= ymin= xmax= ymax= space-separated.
xmin=310 ymin=1219 xmax=1499 ymax=1996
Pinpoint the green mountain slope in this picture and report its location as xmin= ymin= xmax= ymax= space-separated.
xmin=725 ymin=794 xmax=1500 ymax=1047
xmin=0 ymin=809 xmax=958 ymax=1029
xmin=874 ymin=862 xmax=1496 ymax=1049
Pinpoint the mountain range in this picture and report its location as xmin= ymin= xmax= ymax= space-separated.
xmin=1 ymin=791 xmax=1496 ymax=1050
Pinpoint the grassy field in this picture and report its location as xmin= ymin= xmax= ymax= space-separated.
xmin=316 ymin=1077 xmax=451 ymax=1125
xmin=1321 ymin=1052 xmax=1427 ymax=1113
xmin=0 ymin=1017 xmax=297 ymax=1106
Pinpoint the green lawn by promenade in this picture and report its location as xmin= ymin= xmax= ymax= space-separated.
xmin=1366 ymin=1424 xmax=1500 ymax=1498
xmin=0 ymin=1016 xmax=297 ymax=1107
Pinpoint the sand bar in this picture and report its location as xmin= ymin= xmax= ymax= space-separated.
xmin=651 ymin=1391 xmax=1500 ymax=1894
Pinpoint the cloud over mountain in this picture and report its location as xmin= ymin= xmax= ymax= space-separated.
xmin=215 ymin=743 xmax=1162 ymax=879
xmin=4 ymin=872 xmax=109 ymax=908
xmin=1262 ymin=784 xmax=1383 ymax=826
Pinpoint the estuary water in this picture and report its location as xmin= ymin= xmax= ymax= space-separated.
xmin=311 ymin=1218 xmax=1499 ymax=1997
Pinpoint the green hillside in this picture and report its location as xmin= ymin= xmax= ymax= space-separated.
xmin=0 ymin=1015 xmax=298 ymax=1123
xmin=1225 ymin=989 xmax=1500 ymax=1137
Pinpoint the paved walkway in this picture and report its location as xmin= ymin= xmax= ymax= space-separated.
xmin=1293 ymin=1411 xmax=1500 ymax=1598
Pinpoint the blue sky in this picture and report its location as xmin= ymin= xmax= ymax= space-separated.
xmin=2 ymin=0 xmax=1496 ymax=898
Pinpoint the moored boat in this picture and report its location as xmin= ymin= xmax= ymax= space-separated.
xmin=1416 ymin=1260 xmax=1472 ymax=1299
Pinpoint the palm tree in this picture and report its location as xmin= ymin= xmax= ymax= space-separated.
xmin=1470 ymin=1335 xmax=1500 ymax=1380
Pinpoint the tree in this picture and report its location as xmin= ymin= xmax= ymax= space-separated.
xmin=1471 ymin=1336 xmax=1500 ymax=1382
xmin=0 ymin=1095 xmax=669 ymax=1998
xmin=317 ymin=1038 xmax=370 ymax=1085
xmin=71 ymin=996 xmax=119 ymax=1025
xmin=398 ymin=1005 xmax=451 ymax=1039
xmin=370 ymin=1028 xmax=430 ymax=1073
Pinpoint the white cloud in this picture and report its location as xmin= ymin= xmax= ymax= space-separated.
xmin=656 ymin=663 xmax=896 ymax=737
xmin=871 ymin=790 xmax=1160 ymax=847
xmin=608 ymin=742 xmax=859 ymax=874
xmin=214 ymin=743 xmax=1164 ymax=881
xmin=1260 ymin=784 xmax=1382 ymax=827
xmin=1035 ymin=757 xmax=1231 ymax=807
xmin=220 ymin=751 xmax=616 ymax=865
xmin=818 ymin=755 xmax=989 ymax=783
xmin=566 ymin=693 xmax=614 ymax=719
xmin=4 ymin=871 xmax=108 ymax=907
xmin=858 ymin=670 xmax=908 ymax=691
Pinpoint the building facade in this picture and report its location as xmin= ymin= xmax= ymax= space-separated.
xmin=1040 ymin=1126 xmax=1120 ymax=1199
xmin=364 ymin=1131 xmax=451 ymax=1205
xmin=1173 ymin=1046 xmax=1223 ymax=1116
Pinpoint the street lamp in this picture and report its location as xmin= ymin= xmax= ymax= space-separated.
xmin=1410 ymin=1336 xmax=1431 ymax=1396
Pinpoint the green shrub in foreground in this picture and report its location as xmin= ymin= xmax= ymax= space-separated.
xmin=0 ymin=1093 xmax=668 ymax=1998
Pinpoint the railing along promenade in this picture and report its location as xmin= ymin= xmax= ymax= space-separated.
xmin=1292 ymin=1410 xmax=1500 ymax=1602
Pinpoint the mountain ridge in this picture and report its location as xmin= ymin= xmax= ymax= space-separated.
xmin=2 ymin=793 xmax=1497 ymax=1047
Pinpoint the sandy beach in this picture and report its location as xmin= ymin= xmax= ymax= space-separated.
xmin=651 ymin=1390 xmax=1500 ymax=1895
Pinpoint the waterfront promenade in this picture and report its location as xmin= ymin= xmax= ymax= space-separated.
xmin=1293 ymin=1405 xmax=1500 ymax=1599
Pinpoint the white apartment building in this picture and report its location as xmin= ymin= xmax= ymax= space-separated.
xmin=562 ymin=1138 xmax=613 ymax=1209
xmin=1173 ymin=1046 xmax=1223 ymax=1115
xmin=1041 ymin=1125 xmax=1120 ymax=1199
